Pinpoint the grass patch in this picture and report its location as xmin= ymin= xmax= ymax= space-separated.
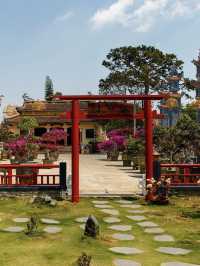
xmin=0 ymin=196 xmax=199 ymax=265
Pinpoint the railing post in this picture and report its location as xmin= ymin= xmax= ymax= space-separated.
xmin=59 ymin=162 xmax=67 ymax=190
xmin=7 ymin=168 xmax=12 ymax=185
xmin=184 ymin=167 xmax=190 ymax=183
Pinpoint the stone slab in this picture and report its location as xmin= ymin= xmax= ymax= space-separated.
xmin=109 ymin=247 xmax=143 ymax=255
xmin=75 ymin=217 xmax=88 ymax=223
xmin=126 ymin=215 xmax=147 ymax=221
xmin=114 ymin=259 xmax=141 ymax=266
xmin=144 ymin=228 xmax=165 ymax=234
xmin=43 ymin=226 xmax=62 ymax=234
xmin=120 ymin=204 xmax=142 ymax=209
xmin=103 ymin=217 xmax=121 ymax=224
xmin=116 ymin=200 xmax=134 ymax=204
xmin=112 ymin=233 xmax=135 ymax=241
xmin=94 ymin=205 xmax=113 ymax=209
xmin=161 ymin=263 xmax=200 ymax=266
xmin=41 ymin=218 xmax=60 ymax=225
xmin=127 ymin=210 xmax=147 ymax=214
xmin=137 ymin=221 xmax=158 ymax=227
xmin=156 ymin=247 xmax=191 ymax=255
xmin=2 ymin=226 xmax=24 ymax=233
xmin=154 ymin=234 xmax=175 ymax=242
xmin=100 ymin=209 xmax=119 ymax=216
xmin=92 ymin=200 xmax=109 ymax=204
xmin=109 ymin=225 xmax=132 ymax=232
xmin=13 ymin=218 xmax=30 ymax=223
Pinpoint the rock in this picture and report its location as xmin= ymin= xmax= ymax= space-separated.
xmin=75 ymin=217 xmax=88 ymax=223
xmin=156 ymin=247 xmax=192 ymax=255
xmin=154 ymin=234 xmax=175 ymax=242
xmin=3 ymin=226 xmax=25 ymax=233
xmin=44 ymin=195 xmax=52 ymax=203
xmin=126 ymin=215 xmax=147 ymax=221
xmin=103 ymin=217 xmax=121 ymax=224
xmin=120 ymin=204 xmax=142 ymax=209
xmin=109 ymin=247 xmax=143 ymax=255
xmin=161 ymin=262 xmax=200 ymax=266
xmin=127 ymin=210 xmax=147 ymax=214
xmin=49 ymin=199 xmax=57 ymax=207
xmin=41 ymin=218 xmax=60 ymax=225
xmin=109 ymin=225 xmax=132 ymax=232
xmin=13 ymin=218 xmax=30 ymax=223
xmin=94 ymin=205 xmax=113 ymax=209
xmin=80 ymin=224 xmax=85 ymax=230
xmin=112 ymin=233 xmax=135 ymax=241
xmin=114 ymin=259 xmax=141 ymax=266
xmin=144 ymin=228 xmax=165 ymax=234
xmin=43 ymin=226 xmax=62 ymax=234
xmin=100 ymin=209 xmax=119 ymax=216
xmin=84 ymin=215 xmax=99 ymax=238
xmin=137 ymin=221 xmax=158 ymax=227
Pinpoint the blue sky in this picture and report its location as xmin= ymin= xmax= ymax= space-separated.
xmin=0 ymin=0 xmax=200 ymax=112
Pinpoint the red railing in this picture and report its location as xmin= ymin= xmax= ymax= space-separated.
xmin=160 ymin=164 xmax=200 ymax=186
xmin=0 ymin=164 xmax=61 ymax=188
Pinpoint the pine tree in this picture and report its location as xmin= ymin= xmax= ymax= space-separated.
xmin=45 ymin=76 xmax=54 ymax=101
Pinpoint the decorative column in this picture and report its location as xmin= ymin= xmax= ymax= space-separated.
xmin=72 ymin=100 xmax=80 ymax=203
xmin=144 ymin=100 xmax=153 ymax=184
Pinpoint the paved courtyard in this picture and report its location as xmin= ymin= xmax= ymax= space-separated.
xmin=40 ymin=153 xmax=143 ymax=196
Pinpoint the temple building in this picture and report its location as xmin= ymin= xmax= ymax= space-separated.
xmin=3 ymin=100 xmax=103 ymax=149
xmin=160 ymin=65 xmax=182 ymax=127
xmin=191 ymin=50 xmax=200 ymax=121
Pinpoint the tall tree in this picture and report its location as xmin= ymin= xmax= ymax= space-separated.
xmin=154 ymin=114 xmax=200 ymax=162
xmin=45 ymin=76 xmax=54 ymax=101
xmin=99 ymin=45 xmax=193 ymax=95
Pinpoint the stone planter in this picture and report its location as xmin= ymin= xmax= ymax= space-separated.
xmin=107 ymin=151 xmax=119 ymax=161
xmin=122 ymin=152 xmax=132 ymax=167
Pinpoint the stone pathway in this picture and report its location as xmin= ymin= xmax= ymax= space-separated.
xmin=144 ymin=227 xmax=165 ymax=234
xmin=13 ymin=218 xmax=29 ymax=223
xmin=112 ymin=233 xmax=135 ymax=241
xmin=156 ymin=247 xmax=192 ymax=255
xmin=109 ymin=225 xmax=132 ymax=232
xmin=100 ymin=209 xmax=119 ymax=216
xmin=92 ymin=198 xmax=197 ymax=265
xmin=92 ymin=200 xmax=109 ymax=204
xmin=113 ymin=259 xmax=141 ymax=266
xmin=43 ymin=226 xmax=62 ymax=234
xmin=109 ymin=247 xmax=143 ymax=255
xmin=41 ymin=218 xmax=60 ymax=225
xmin=154 ymin=234 xmax=175 ymax=242
xmin=2 ymin=226 xmax=25 ymax=233
xmin=103 ymin=217 xmax=121 ymax=224
xmin=126 ymin=215 xmax=147 ymax=221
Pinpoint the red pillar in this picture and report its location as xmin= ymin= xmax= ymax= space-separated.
xmin=72 ymin=100 xmax=80 ymax=203
xmin=144 ymin=100 xmax=153 ymax=184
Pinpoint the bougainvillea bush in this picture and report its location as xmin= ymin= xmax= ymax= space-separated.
xmin=4 ymin=136 xmax=39 ymax=163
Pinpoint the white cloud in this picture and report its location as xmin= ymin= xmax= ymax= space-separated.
xmin=90 ymin=0 xmax=135 ymax=29
xmin=54 ymin=11 xmax=74 ymax=23
xmin=90 ymin=0 xmax=200 ymax=32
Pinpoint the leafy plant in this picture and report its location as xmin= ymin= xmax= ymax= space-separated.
xmin=18 ymin=117 xmax=38 ymax=136
xmin=26 ymin=215 xmax=38 ymax=235
xmin=76 ymin=253 xmax=91 ymax=266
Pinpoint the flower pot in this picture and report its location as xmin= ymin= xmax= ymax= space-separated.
xmin=122 ymin=152 xmax=132 ymax=167
xmin=107 ymin=151 xmax=119 ymax=161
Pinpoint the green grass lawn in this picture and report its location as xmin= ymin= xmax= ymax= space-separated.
xmin=0 ymin=195 xmax=199 ymax=266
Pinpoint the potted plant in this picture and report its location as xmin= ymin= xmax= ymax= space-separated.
xmin=98 ymin=129 xmax=126 ymax=161
xmin=40 ymin=129 xmax=67 ymax=163
xmin=123 ymin=137 xmax=144 ymax=168
xmin=4 ymin=136 xmax=40 ymax=184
